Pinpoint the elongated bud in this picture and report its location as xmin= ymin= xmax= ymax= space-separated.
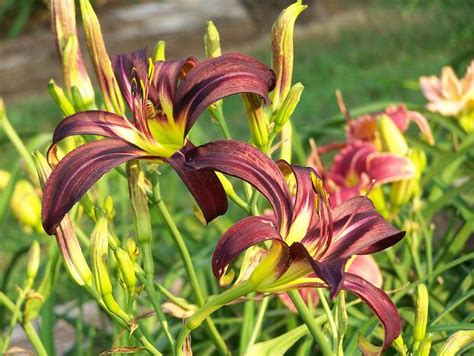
xmin=378 ymin=115 xmax=409 ymax=156
xmin=126 ymin=237 xmax=139 ymax=263
xmin=33 ymin=151 xmax=93 ymax=287
xmin=415 ymin=334 xmax=433 ymax=356
xmin=91 ymin=217 xmax=130 ymax=322
xmin=392 ymin=335 xmax=408 ymax=356
xmin=104 ymin=196 xmax=115 ymax=220
xmin=153 ymin=40 xmax=166 ymax=61
xmin=439 ymin=330 xmax=474 ymax=356
xmin=79 ymin=0 xmax=125 ymax=115
xmin=10 ymin=180 xmax=42 ymax=234
xmin=390 ymin=149 xmax=426 ymax=209
xmin=204 ymin=21 xmax=222 ymax=58
xmin=114 ymin=247 xmax=136 ymax=296
xmin=0 ymin=170 xmax=11 ymax=190
xmin=48 ymin=80 xmax=75 ymax=116
xmin=271 ymin=1 xmax=306 ymax=110
xmin=272 ymin=82 xmax=303 ymax=130
xmin=279 ymin=122 xmax=292 ymax=162
xmin=27 ymin=241 xmax=41 ymax=281
xmin=51 ymin=0 xmax=95 ymax=108
xmin=413 ymin=283 xmax=429 ymax=349
xmin=242 ymin=93 xmax=269 ymax=149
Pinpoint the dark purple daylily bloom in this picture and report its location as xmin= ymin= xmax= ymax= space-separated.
xmin=185 ymin=140 xmax=405 ymax=352
xmin=41 ymin=49 xmax=275 ymax=234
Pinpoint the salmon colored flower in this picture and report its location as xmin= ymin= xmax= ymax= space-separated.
xmin=41 ymin=50 xmax=275 ymax=234
xmin=420 ymin=61 xmax=474 ymax=132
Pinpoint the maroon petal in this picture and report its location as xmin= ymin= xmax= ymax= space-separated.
xmin=329 ymin=141 xmax=375 ymax=180
xmin=166 ymin=141 xmax=228 ymax=224
xmin=367 ymin=153 xmax=416 ymax=185
xmin=153 ymin=59 xmax=188 ymax=105
xmin=212 ymin=216 xmax=283 ymax=279
xmin=323 ymin=196 xmax=405 ymax=260
xmin=50 ymin=111 xmax=133 ymax=145
xmin=174 ymin=52 xmax=276 ymax=135
xmin=42 ymin=139 xmax=152 ymax=234
xmin=185 ymin=140 xmax=293 ymax=233
xmin=289 ymin=242 xmax=348 ymax=298
xmin=343 ymin=273 xmax=401 ymax=353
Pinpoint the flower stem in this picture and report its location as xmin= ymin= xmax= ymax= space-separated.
xmin=23 ymin=321 xmax=48 ymax=356
xmin=244 ymin=295 xmax=270 ymax=352
xmin=176 ymin=281 xmax=255 ymax=355
xmin=317 ymin=289 xmax=338 ymax=350
xmin=152 ymin=179 xmax=229 ymax=355
xmin=288 ymin=290 xmax=332 ymax=356
xmin=127 ymin=161 xmax=175 ymax=352
xmin=209 ymin=105 xmax=232 ymax=139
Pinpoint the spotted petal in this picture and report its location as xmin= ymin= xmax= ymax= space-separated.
xmin=42 ymin=139 xmax=153 ymax=234
xmin=167 ymin=141 xmax=227 ymax=224
xmin=343 ymin=273 xmax=401 ymax=353
xmin=185 ymin=140 xmax=293 ymax=233
xmin=174 ymin=53 xmax=276 ymax=135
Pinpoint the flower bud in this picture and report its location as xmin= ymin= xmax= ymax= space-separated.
xmin=79 ymin=0 xmax=125 ymax=115
xmin=10 ymin=180 xmax=42 ymax=234
xmin=48 ymin=80 xmax=75 ymax=116
xmin=91 ymin=217 xmax=130 ymax=322
xmin=114 ymin=247 xmax=136 ymax=296
xmin=0 ymin=170 xmax=11 ymax=191
xmin=413 ymin=283 xmax=429 ymax=348
xmin=272 ymin=82 xmax=303 ymax=130
xmin=153 ymin=40 xmax=166 ymax=62
xmin=439 ymin=330 xmax=474 ymax=356
xmin=51 ymin=0 xmax=95 ymax=108
xmin=126 ymin=237 xmax=139 ymax=263
xmin=104 ymin=196 xmax=115 ymax=220
xmin=279 ymin=122 xmax=292 ymax=162
xmin=416 ymin=334 xmax=433 ymax=356
xmin=204 ymin=21 xmax=222 ymax=59
xmin=377 ymin=115 xmax=409 ymax=156
xmin=33 ymin=151 xmax=93 ymax=287
xmin=242 ymin=93 xmax=269 ymax=150
xmin=271 ymin=0 xmax=306 ymax=110
xmin=27 ymin=241 xmax=41 ymax=281
xmin=459 ymin=109 xmax=474 ymax=133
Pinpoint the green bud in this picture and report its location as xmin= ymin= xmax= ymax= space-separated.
xmin=126 ymin=238 xmax=139 ymax=263
xmin=415 ymin=333 xmax=433 ymax=356
xmin=459 ymin=109 xmax=474 ymax=133
xmin=279 ymin=122 xmax=292 ymax=162
xmin=48 ymin=80 xmax=76 ymax=116
xmin=439 ymin=330 xmax=474 ymax=356
xmin=51 ymin=0 xmax=95 ymax=107
xmin=271 ymin=0 xmax=306 ymax=110
xmin=104 ymin=196 xmax=115 ymax=220
xmin=204 ymin=21 xmax=222 ymax=58
xmin=413 ymin=283 xmax=429 ymax=349
xmin=242 ymin=93 xmax=269 ymax=149
xmin=153 ymin=40 xmax=166 ymax=61
xmin=114 ymin=247 xmax=136 ymax=296
xmin=33 ymin=151 xmax=93 ymax=287
xmin=10 ymin=180 xmax=42 ymax=234
xmin=272 ymin=82 xmax=303 ymax=130
xmin=392 ymin=335 xmax=408 ymax=356
xmin=377 ymin=115 xmax=409 ymax=156
xmin=27 ymin=241 xmax=41 ymax=281
xmin=91 ymin=217 xmax=130 ymax=322
xmin=79 ymin=0 xmax=125 ymax=115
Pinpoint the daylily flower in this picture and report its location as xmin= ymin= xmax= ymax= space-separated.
xmin=420 ymin=60 xmax=474 ymax=132
xmin=185 ymin=140 xmax=405 ymax=352
xmin=41 ymin=49 xmax=275 ymax=234
xmin=347 ymin=104 xmax=434 ymax=146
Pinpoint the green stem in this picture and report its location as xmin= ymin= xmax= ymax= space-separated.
xmin=23 ymin=321 xmax=48 ymax=356
xmin=209 ymin=105 xmax=232 ymax=139
xmin=0 ymin=108 xmax=36 ymax=180
xmin=126 ymin=161 xmax=175 ymax=351
xmin=0 ymin=292 xmax=15 ymax=312
xmin=152 ymin=180 xmax=229 ymax=355
xmin=288 ymin=290 xmax=332 ymax=356
xmin=317 ymin=289 xmax=337 ymax=350
xmin=244 ymin=295 xmax=270 ymax=352
xmin=176 ymin=281 xmax=255 ymax=355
